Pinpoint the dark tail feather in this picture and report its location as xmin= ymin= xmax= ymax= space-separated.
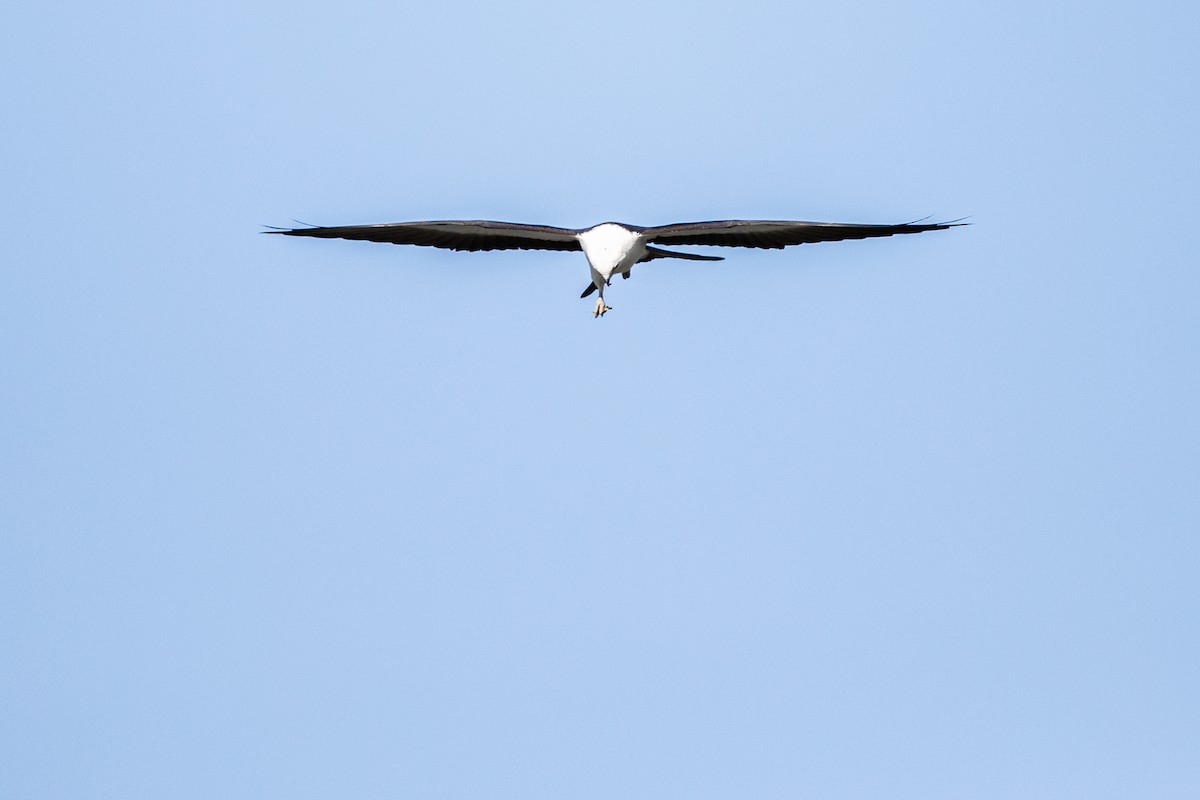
xmin=580 ymin=282 xmax=598 ymax=298
xmin=639 ymin=246 xmax=724 ymax=263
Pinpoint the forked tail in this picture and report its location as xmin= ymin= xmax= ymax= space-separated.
xmin=579 ymin=246 xmax=722 ymax=297
xmin=639 ymin=246 xmax=724 ymax=263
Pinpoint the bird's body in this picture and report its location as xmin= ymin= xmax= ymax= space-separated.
xmin=577 ymin=223 xmax=645 ymax=313
xmin=578 ymin=222 xmax=646 ymax=282
xmin=266 ymin=217 xmax=964 ymax=317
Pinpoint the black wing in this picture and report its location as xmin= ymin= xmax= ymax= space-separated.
xmin=642 ymin=219 xmax=965 ymax=249
xmin=264 ymin=220 xmax=582 ymax=252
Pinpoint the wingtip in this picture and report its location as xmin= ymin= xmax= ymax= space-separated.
xmin=261 ymin=220 xmax=325 ymax=235
xmin=912 ymin=215 xmax=972 ymax=228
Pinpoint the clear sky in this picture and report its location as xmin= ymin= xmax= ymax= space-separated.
xmin=2 ymin=1 xmax=1198 ymax=797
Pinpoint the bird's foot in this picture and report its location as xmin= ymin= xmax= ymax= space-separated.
xmin=593 ymin=298 xmax=611 ymax=318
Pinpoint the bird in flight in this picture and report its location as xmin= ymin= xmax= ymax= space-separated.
xmin=266 ymin=217 xmax=964 ymax=317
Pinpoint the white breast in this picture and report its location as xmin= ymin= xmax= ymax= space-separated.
xmin=576 ymin=223 xmax=646 ymax=279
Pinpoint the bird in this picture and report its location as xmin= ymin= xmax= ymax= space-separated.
xmin=265 ymin=217 xmax=965 ymax=317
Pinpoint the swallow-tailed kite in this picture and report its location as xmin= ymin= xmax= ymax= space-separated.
xmin=266 ymin=217 xmax=963 ymax=317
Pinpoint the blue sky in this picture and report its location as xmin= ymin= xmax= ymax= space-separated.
xmin=3 ymin=1 xmax=1198 ymax=797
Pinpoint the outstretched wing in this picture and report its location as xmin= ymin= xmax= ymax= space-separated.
xmin=642 ymin=219 xmax=964 ymax=249
xmin=264 ymin=220 xmax=583 ymax=252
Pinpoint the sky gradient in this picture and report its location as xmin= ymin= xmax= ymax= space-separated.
xmin=3 ymin=1 xmax=1198 ymax=797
